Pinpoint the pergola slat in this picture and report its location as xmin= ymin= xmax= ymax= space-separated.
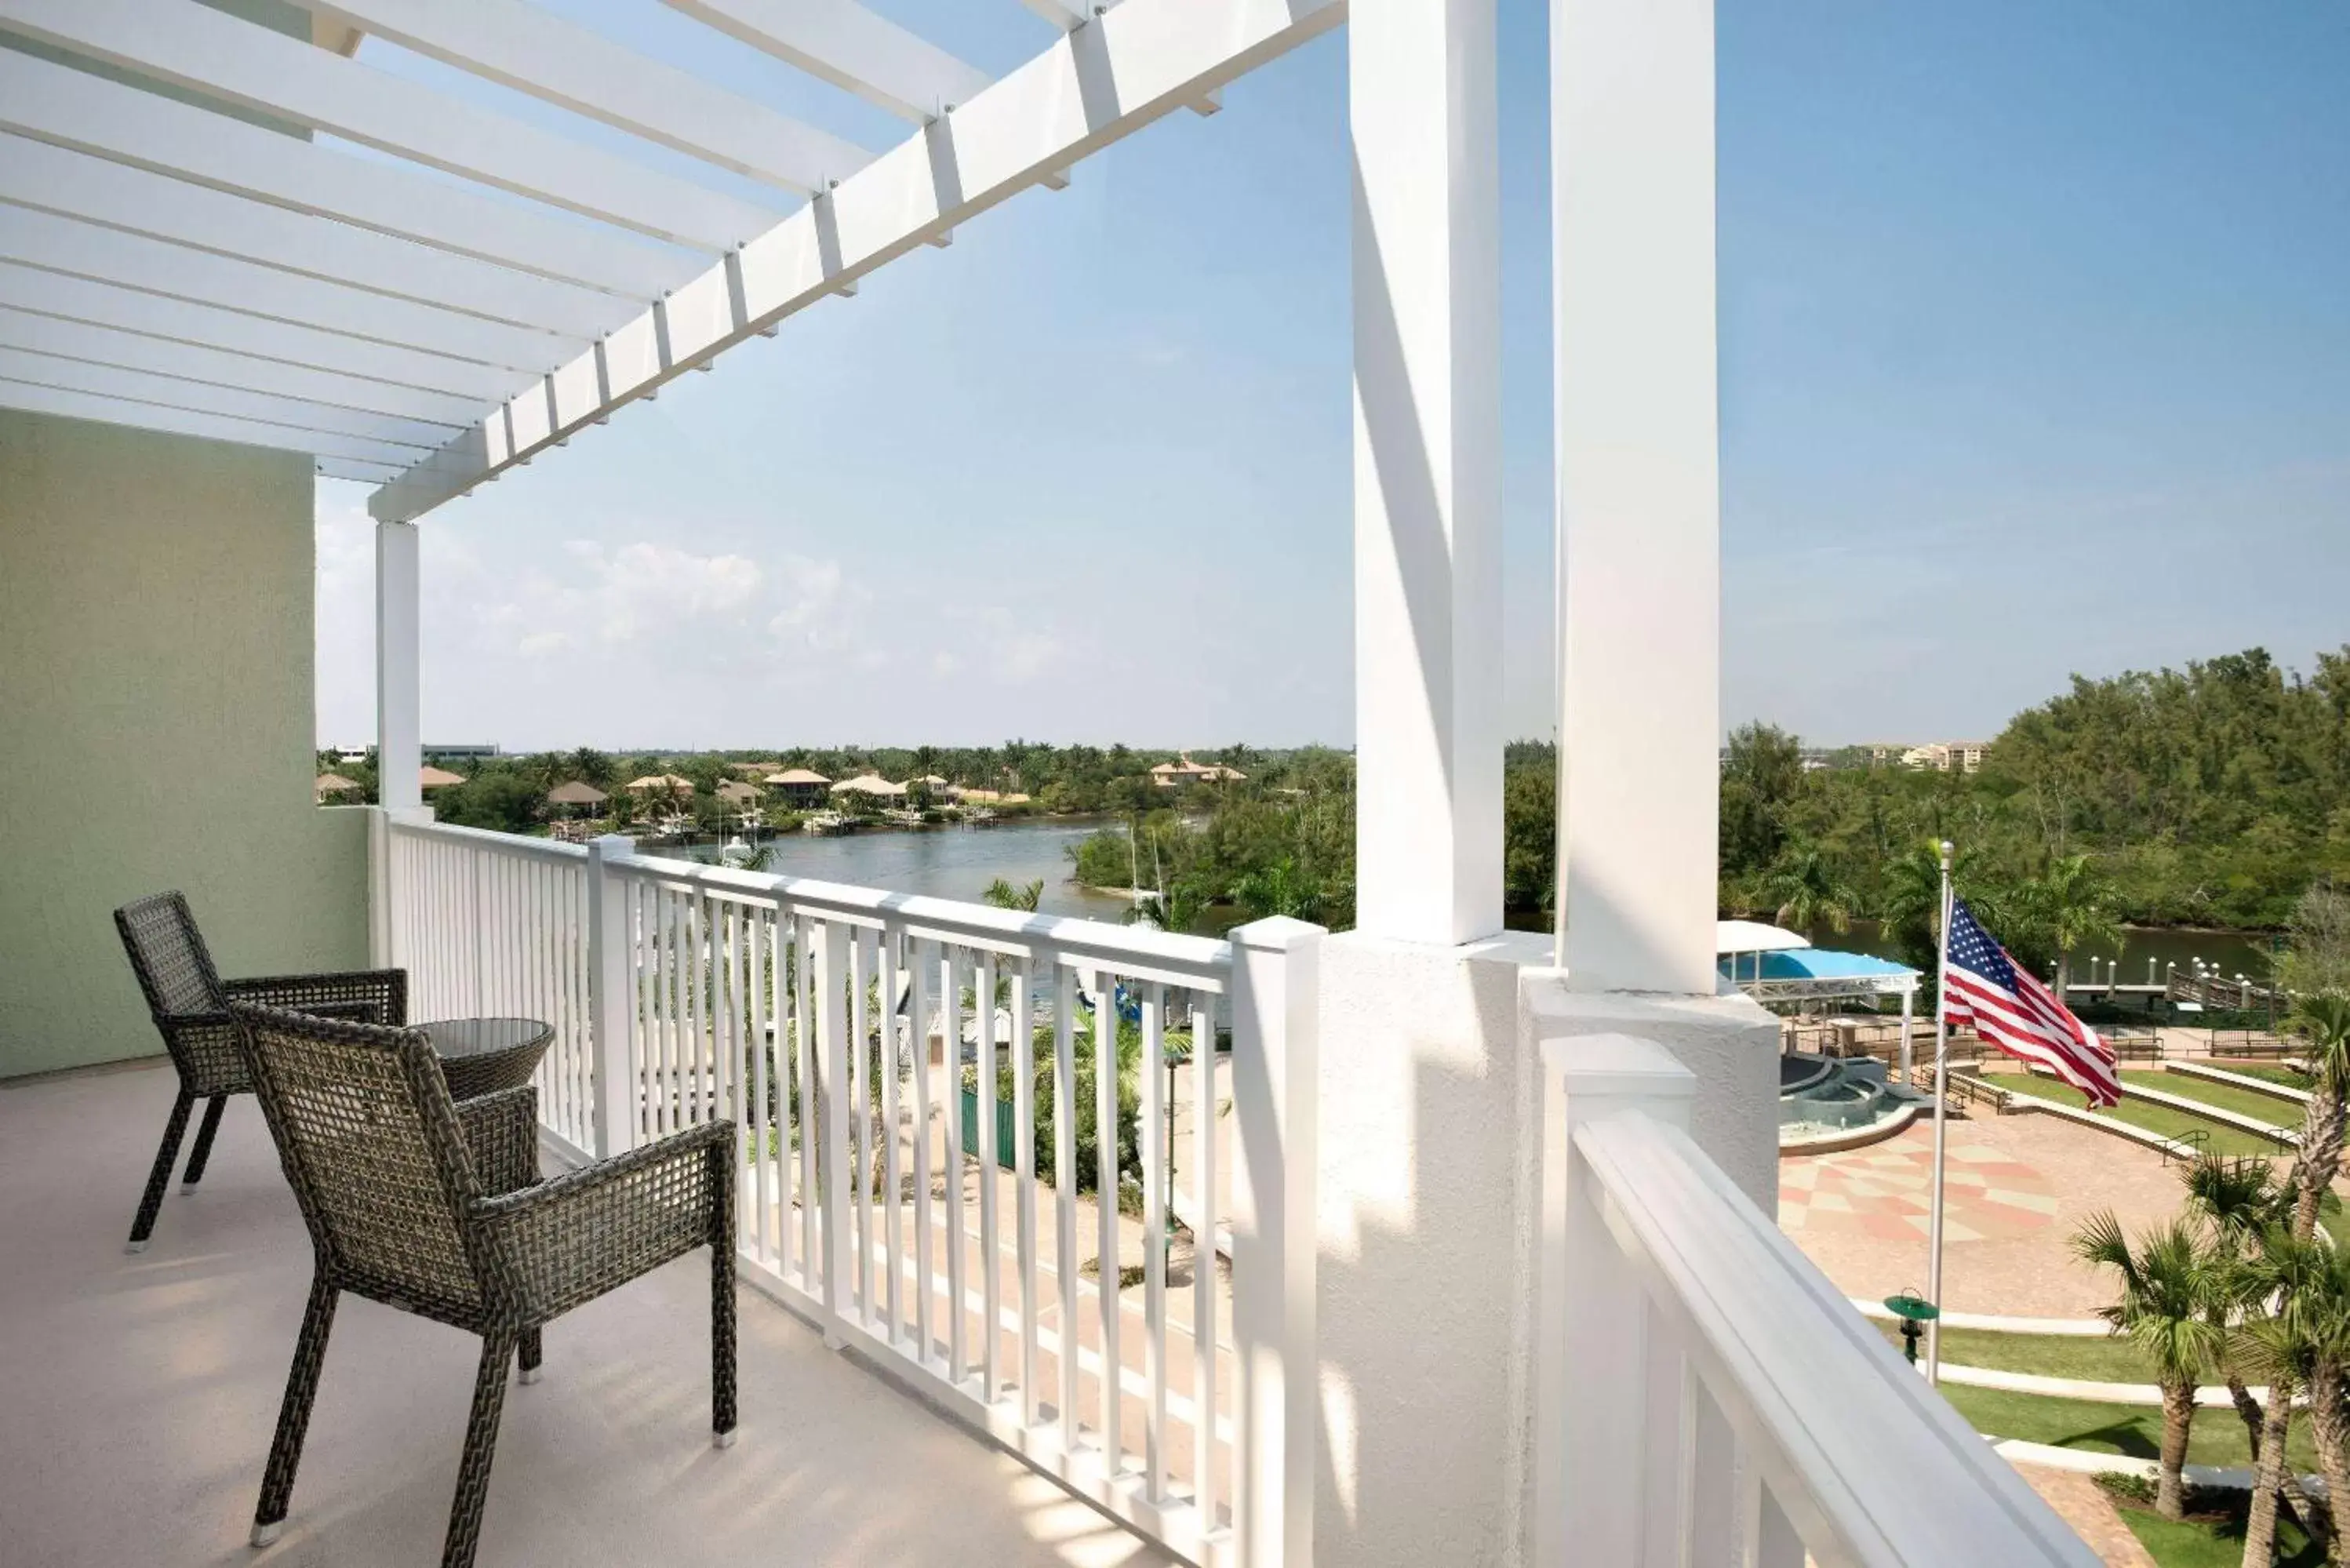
xmin=282 ymin=0 xmax=872 ymax=194
xmin=374 ymin=0 xmax=1345 ymax=520
xmin=0 ymin=0 xmax=782 ymax=252
xmin=0 ymin=347 xmax=457 ymax=450
xmin=0 ymin=265 xmax=528 ymax=402
xmin=0 ymin=307 xmax=488 ymax=427
xmin=0 ymin=206 xmax=582 ymax=373
xmin=0 ymin=375 xmax=433 ymax=466
xmin=0 ymin=135 xmax=625 ymax=340
xmin=316 ymin=455 xmax=405 ymax=484
xmin=0 ymin=52 xmax=691 ymax=301
xmin=664 ymin=0 xmax=991 ymax=122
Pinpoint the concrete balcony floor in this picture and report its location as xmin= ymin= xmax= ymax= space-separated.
xmin=0 ymin=1060 xmax=1180 ymax=1568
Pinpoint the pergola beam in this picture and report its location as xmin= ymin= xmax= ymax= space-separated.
xmin=0 ymin=347 xmax=457 ymax=449
xmin=373 ymin=0 xmax=1345 ymax=521
xmin=664 ymin=0 xmax=991 ymax=122
xmin=0 ymin=0 xmax=782 ymax=252
xmin=283 ymin=0 xmax=872 ymax=194
xmin=0 ymin=376 xmax=433 ymax=467
xmin=0 ymin=264 xmax=528 ymax=402
xmin=0 ymin=52 xmax=691 ymax=301
xmin=0 ymin=206 xmax=582 ymax=373
xmin=0 ymin=135 xmax=624 ymax=339
xmin=0 ymin=307 xmax=488 ymax=427
xmin=1018 ymin=0 xmax=1221 ymax=115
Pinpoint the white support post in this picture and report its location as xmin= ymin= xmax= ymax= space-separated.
xmin=1350 ymin=0 xmax=1503 ymax=946
xmin=1552 ymin=0 xmax=1721 ymax=993
xmin=1534 ymin=1034 xmax=1697 ymax=1568
xmin=375 ymin=518 xmax=421 ymax=812
xmin=586 ymin=835 xmax=638 ymax=1159
xmin=1229 ymin=916 xmax=1322 ymax=1568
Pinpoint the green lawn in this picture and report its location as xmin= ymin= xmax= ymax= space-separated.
xmin=2109 ymin=1487 xmax=2324 ymax=1568
xmin=2018 ymin=1075 xmax=2286 ymax=1156
xmin=1941 ymin=1384 xmax=2317 ymax=1474
xmin=1875 ymin=1321 xmax=2155 ymax=1381
xmin=2206 ymin=1062 xmax=2314 ymax=1092
xmin=2148 ymin=1073 xmax=2303 ymax=1130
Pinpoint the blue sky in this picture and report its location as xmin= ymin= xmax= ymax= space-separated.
xmin=315 ymin=1 xmax=2350 ymax=751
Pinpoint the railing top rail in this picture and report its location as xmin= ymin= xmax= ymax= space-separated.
xmin=607 ymin=846 xmax=1233 ymax=986
xmin=1574 ymin=1111 xmax=2098 ymax=1568
xmin=387 ymin=813 xmax=591 ymax=865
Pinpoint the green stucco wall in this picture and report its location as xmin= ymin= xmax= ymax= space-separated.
xmin=0 ymin=409 xmax=367 ymax=1077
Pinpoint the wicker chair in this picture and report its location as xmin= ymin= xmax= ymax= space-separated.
xmin=228 ymin=1001 xmax=737 ymax=1568
xmin=113 ymin=891 xmax=407 ymax=1253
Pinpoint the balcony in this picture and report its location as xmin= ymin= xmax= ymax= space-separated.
xmin=3 ymin=815 xmax=2102 ymax=1566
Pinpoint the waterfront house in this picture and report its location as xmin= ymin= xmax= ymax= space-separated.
xmin=417 ymin=765 xmax=466 ymax=793
xmin=0 ymin=3 xmax=2090 ymax=1566
xmin=761 ymin=767 xmax=832 ymax=809
xmin=1151 ymin=755 xmax=1247 ymax=788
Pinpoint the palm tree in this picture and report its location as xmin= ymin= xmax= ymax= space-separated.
xmin=981 ymin=877 xmax=1044 ymax=912
xmin=1762 ymin=849 xmax=1855 ymax=935
xmin=2237 ymin=1227 xmax=2350 ymax=1558
xmin=2180 ymin=1158 xmax=2323 ymax=1549
xmin=2073 ymin=1210 xmax=2224 ymax=1519
xmin=2285 ymin=993 xmax=2350 ymax=1241
xmin=2023 ymin=853 xmax=2124 ymax=996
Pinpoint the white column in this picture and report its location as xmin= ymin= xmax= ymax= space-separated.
xmin=1229 ymin=916 xmax=1322 ymax=1568
xmin=1351 ymin=0 xmax=1503 ymax=946
xmin=1553 ymin=0 xmax=1721 ymax=993
xmin=375 ymin=518 xmax=422 ymax=811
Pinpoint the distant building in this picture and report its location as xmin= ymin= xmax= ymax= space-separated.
xmin=1151 ymin=755 xmax=1246 ymax=788
xmin=424 ymin=743 xmax=499 ymax=761
xmin=1896 ymin=741 xmax=1992 ymax=773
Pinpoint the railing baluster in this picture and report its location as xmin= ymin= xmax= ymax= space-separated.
xmin=750 ymin=906 xmax=773 ymax=1266
xmin=1686 ymin=1381 xmax=1737 ymax=1568
xmin=881 ymin=925 xmax=904 ymax=1348
xmin=943 ymin=946 xmax=967 ymax=1385
xmin=1013 ymin=957 xmax=1039 ymax=1428
xmin=977 ymin=949 xmax=1001 ymax=1404
xmin=795 ymin=912 xmax=817 ymax=1290
xmin=1141 ymin=980 xmax=1166 ymax=1502
xmin=911 ymin=936 xmax=936 ymax=1366
xmin=851 ymin=926 xmax=873 ymax=1324
xmin=817 ymin=919 xmax=852 ymax=1347
xmin=1094 ymin=969 xmax=1120 ymax=1468
xmin=1191 ymin=995 xmax=1216 ymax=1525
xmin=1055 ymin=961 xmax=1080 ymax=1452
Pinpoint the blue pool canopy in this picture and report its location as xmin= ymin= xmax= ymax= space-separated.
xmin=1721 ymin=945 xmax=1921 ymax=1003
xmin=1733 ymin=949 xmax=1919 ymax=984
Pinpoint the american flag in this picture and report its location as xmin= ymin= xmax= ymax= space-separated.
xmin=1943 ymin=898 xmax=2122 ymax=1108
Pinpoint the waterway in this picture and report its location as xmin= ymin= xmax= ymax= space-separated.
xmin=657 ymin=817 xmax=1133 ymax=921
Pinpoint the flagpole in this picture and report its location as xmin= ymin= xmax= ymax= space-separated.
xmin=1926 ymin=839 xmax=1955 ymax=1384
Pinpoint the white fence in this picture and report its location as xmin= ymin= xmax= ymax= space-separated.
xmin=1535 ymin=1033 xmax=2101 ymax=1568
xmin=374 ymin=816 xmax=1310 ymax=1568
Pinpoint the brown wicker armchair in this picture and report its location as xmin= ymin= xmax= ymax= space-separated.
xmin=113 ymin=890 xmax=407 ymax=1252
xmin=228 ymin=1001 xmax=737 ymax=1568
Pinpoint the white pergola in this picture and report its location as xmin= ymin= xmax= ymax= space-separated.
xmin=0 ymin=0 xmax=1721 ymax=993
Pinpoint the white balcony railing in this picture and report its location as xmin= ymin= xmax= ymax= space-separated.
xmin=1536 ymin=1034 xmax=2101 ymax=1568
xmin=371 ymin=813 xmax=2097 ymax=1568
xmin=369 ymin=813 xmax=1314 ymax=1568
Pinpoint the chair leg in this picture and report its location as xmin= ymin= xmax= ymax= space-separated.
xmin=181 ymin=1095 xmax=231 ymax=1191
xmin=441 ymin=1328 xmax=518 ymax=1568
xmin=252 ymin=1275 xmax=339 ymax=1547
xmin=126 ymin=1090 xmax=195 ymax=1252
xmin=517 ymin=1327 xmax=542 ymax=1385
xmin=712 ymin=1229 xmax=737 ymax=1447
